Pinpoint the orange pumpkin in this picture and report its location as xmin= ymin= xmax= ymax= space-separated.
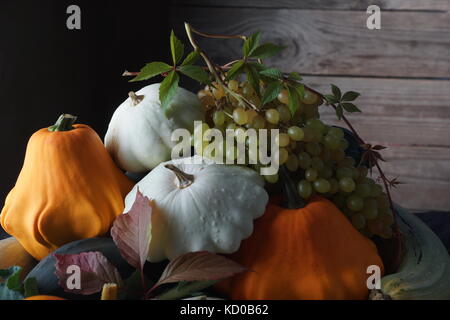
xmin=24 ymin=295 xmax=66 ymax=300
xmin=217 ymin=167 xmax=384 ymax=300
xmin=1 ymin=114 xmax=134 ymax=260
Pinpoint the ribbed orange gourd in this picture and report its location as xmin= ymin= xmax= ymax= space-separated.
xmin=217 ymin=167 xmax=384 ymax=300
xmin=1 ymin=114 xmax=134 ymax=260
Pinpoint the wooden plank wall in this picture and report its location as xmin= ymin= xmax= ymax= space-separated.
xmin=170 ymin=0 xmax=450 ymax=211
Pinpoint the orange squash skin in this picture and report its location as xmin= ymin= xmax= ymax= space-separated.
xmin=24 ymin=295 xmax=66 ymax=300
xmin=217 ymin=196 xmax=384 ymax=300
xmin=0 ymin=124 xmax=134 ymax=260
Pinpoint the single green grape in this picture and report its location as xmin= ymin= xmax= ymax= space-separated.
xmin=306 ymin=119 xmax=326 ymax=133
xmin=251 ymin=115 xmax=266 ymax=129
xmin=213 ymin=110 xmax=226 ymax=126
xmin=228 ymin=79 xmax=239 ymax=91
xmin=323 ymin=134 xmax=340 ymax=150
xmin=346 ymin=195 xmax=364 ymax=211
xmin=328 ymin=127 xmax=344 ymax=139
xmin=287 ymin=126 xmax=304 ymax=141
xmin=355 ymin=183 xmax=371 ymax=198
xmin=362 ymin=206 xmax=378 ymax=220
xmin=311 ymin=157 xmax=325 ymax=171
xmin=246 ymin=109 xmax=258 ymax=124
xmin=338 ymin=156 xmax=356 ymax=168
xmin=298 ymin=180 xmax=313 ymax=199
xmin=364 ymin=198 xmax=378 ymax=210
xmin=313 ymin=178 xmax=331 ymax=193
xmin=275 ymin=133 xmax=291 ymax=147
xmin=321 ymin=148 xmax=332 ymax=162
xmin=339 ymin=177 xmax=356 ymax=192
xmin=305 ymin=142 xmax=322 ymax=156
xmin=212 ymin=84 xmax=225 ymax=99
xmin=265 ymin=109 xmax=280 ymax=124
xmin=302 ymin=127 xmax=315 ymax=142
xmin=277 ymin=105 xmax=291 ymax=122
xmin=298 ymin=152 xmax=312 ymax=169
xmin=305 ymin=168 xmax=318 ymax=182
xmin=277 ymin=89 xmax=289 ymax=105
xmin=233 ymin=107 xmax=248 ymax=125
xmin=286 ymin=154 xmax=299 ymax=172
xmin=277 ymin=148 xmax=289 ymax=165
xmin=301 ymin=90 xmax=319 ymax=105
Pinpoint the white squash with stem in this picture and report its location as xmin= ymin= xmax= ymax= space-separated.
xmin=123 ymin=156 xmax=269 ymax=262
xmin=105 ymin=83 xmax=204 ymax=172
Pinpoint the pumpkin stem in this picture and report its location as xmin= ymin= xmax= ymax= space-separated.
xmin=101 ymin=283 xmax=118 ymax=300
xmin=279 ymin=165 xmax=306 ymax=209
xmin=164 ymin=164 xmax=194 ymax=189
xmin=128 ymin=91 xmax=145 ymax=106
xmin=48 ymin=114 xmax=77 ymax=132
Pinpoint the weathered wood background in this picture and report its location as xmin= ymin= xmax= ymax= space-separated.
xmin=171 ymin=0 xmax=450 ymax=211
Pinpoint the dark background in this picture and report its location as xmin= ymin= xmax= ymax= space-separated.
xmin=0 ymin=0 xmax=172 ymax=237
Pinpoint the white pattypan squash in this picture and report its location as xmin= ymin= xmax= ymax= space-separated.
xmin=105 ymin=83 xmax=204 ymax=172
xmin=123 ymin=156 xmax=269 ymax=262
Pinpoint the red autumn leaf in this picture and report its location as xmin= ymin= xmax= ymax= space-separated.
xmin=111 ymin=189 xmax=152 ymax=272
xmin=154 ymin=251 xmax=246 ymax=287
xmin=54 ymin=251 xmax=123 ymax=295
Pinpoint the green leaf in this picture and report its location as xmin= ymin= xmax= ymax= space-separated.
xmin=342 ymin=91 xmax=360 ymax=102
xmin=261 ymin=81 xmax=282 ymax=105
xmin=331 ymin=84 xmax=342 ymax=100
xmin=181 ymin=51 xmax=200 ymax=66
xmin=159 ymin=70 xmax=180 ymax=112
xmin=245 ymin=63 xmax=261 ymax=97
xmin=288 ymin=72 xmax=302 ymax=81
xmin=0 ymin=267 xmax=25 ymax=300
xmin=155 ymin=280 xmax=217 ymax=300
xmin=259 ymin=68 xmax=283 ymax=80
xmin=170 ymin=30 xmax=184 ymax=65
xmin=5 ymin=267 xmax=22 ymax=291
xmin=225 ymin=60 xmax=245 ymax=81
xmin=341 ymin=102 xmax=361 ymax=113
xmin=130 ymin=62 xmax=173 ymax=82
xmin=324 ymin=94 xmax=339 ymax=104
xmin=287 ymin=85 xmax=300 ymax=115
xmin=179 ymin=65 xmax=210 ymax=84
xmin=293 ymin=83 xmax=305 ymax=100
xmin=243 ymin=31 xmax=261 ymax=57
xmin=250 ymin=43 xmax=284 ymax=59
xmin=336 ymin=104 xmax=344 ymax=120
xmin=23 ymin=278 xmax=39 ymax=298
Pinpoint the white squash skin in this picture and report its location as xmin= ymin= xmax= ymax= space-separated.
xmin=105 ymin=84 xmax=204 ymax=172
xmin=123 ymin=156 xmax=269 ymax=262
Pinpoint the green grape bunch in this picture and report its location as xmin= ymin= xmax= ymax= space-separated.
xmin=129 ymin=24 xmax=396 ymax=240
